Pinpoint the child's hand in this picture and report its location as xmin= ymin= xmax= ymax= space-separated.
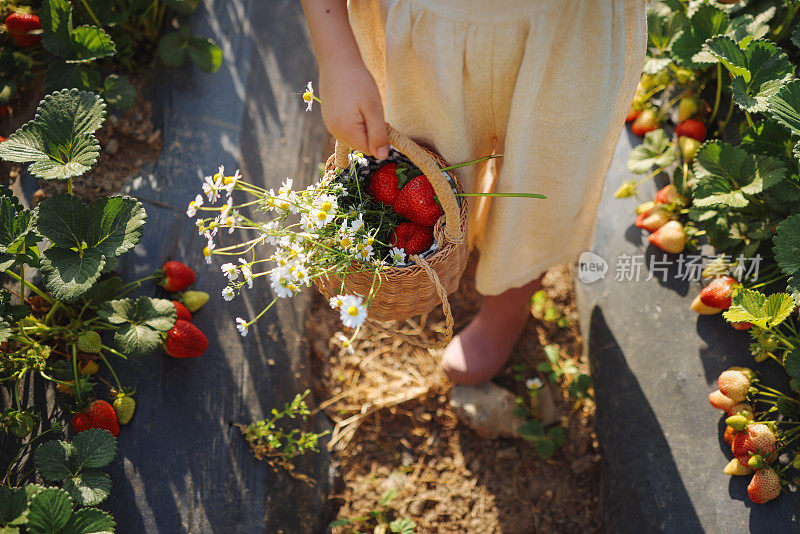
xmin=320 ymin=59 xmax=389 ymax=160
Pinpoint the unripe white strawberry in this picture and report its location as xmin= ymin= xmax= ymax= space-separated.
xmin=718 ymin=370 xmax=751 ymax=402
xmin=648 ymin=220 xmax=686 ymax=253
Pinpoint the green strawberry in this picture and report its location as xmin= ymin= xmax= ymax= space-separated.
xmin=113 ymin=395 xmax=136 ymax=425
xmin=76 ymin=331 xmax=102 ymax=353
xmin=678 ymin=136 xmax=700 ymax=162
xmin=181 ymin=290 xmax=209 ymax=313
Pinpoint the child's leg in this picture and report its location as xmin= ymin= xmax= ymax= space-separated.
xmin=442 ymin=275 xmax=543 ymax=385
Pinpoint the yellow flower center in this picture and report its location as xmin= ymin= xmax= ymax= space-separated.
xmin=317 ymin=211 xmax=327 ymax=221
xmin=213 ymin=172 xmax=223 ymax=182
xmin=367 ymin=237 xmax=374 ymax=245
xmin=223 ymin=175 xmax=234 ymax=185
xmin=203 ymin=247 xmax=211 ymax=257
xmin=321 ymin=201 xmax=332 ymax=211
xmin=340 ymin=237 xmax=352 ymax=248
xmin=303 ymin=91 xmax=313 ymax=102
xmin=347 ymin=306 xmax=359 ymax=317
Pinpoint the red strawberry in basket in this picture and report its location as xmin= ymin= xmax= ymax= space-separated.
xmin=700 ymin=275 xmax=737 ymax=310
xmin=367 ymin=163 xmax=400 ymax=205
xmin=165 ymin=319 xmax=208 ymax=358
xmin=675 ymin=118 xmax=706 ymax=142
xmin=390 ymin=222 xmax=434 ymax=255
xmin=5 ymin=13 xmax=41 ymax=48
xmin=72 ymin=399 xmax=120 ymax=436
xmin=172 ymin=300 xmax=193 ymax=321
xmin=392 ymin=175 xmax=444 ymax=226
xmin=160 ymin=261 xmax=196 ymax=292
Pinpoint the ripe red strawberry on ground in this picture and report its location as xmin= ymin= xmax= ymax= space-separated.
xmin=631 ymin=108 xmax=660 ymax=136
xmin=160 ymin=261 xmax=196 ymax=292
xmin=390 ymin=222 xmax=434 ymax=255
xmin=172 ymin=300 xmax=192 ymax=321
xmin=675 ymin=118 xmax=706 ymax=142
xmin=700 ymin=275 xmax=737 ymax=309
xmin=72 ymin=399 xmax=120 ymax=436
xmin=748 ymin=468 xmax=781 ymax=503
xmin=366 ymin=163 xmax=400 ymax=205
xmin=392 ymin=175 xmax=443 ymax=226
xmin=5 ymin=13 xmax=41 ymax=48
xmin=165 ymin=319 xmax=209 ymax=358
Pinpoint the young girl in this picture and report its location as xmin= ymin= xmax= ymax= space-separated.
xmin=301 ymin=0 xmax=647 ymax=384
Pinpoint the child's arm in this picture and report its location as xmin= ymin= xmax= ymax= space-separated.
xmin=300 ymin=0 xmax=389 ymax=160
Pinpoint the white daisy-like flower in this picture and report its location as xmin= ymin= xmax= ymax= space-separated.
xmin=220 ymin=197 xmax=233 ymax=220
xmin=291 ymin=264 xmax=310 ymax=286
xmin=335 ymin=332 xmax=355 ymax=354
xmin=195 ymin=219 xmax=207 ymax=236
xmin=350 ymin=215 xmax=365 ymax=233
xmin=236 ymin=317 xmax=249 ymax=337
xmin=270 ymin=267 xmax=298 ymax=298
xmin=525 ymin=377 xmax=543 ymax=390
xmin=221 ymin=262 xmax=239 ymax=281
xmin=390 ymin=247 xmax=406 ymax=264
xmin=302 ymin=81 xmax=314 ymax=112
xmin=186 ymin=194 xmax=204 ymax=217
xmin=348 ymin=151 xmax=368 ymax=167
xmin=339 ymin=295 xmax=367 ymax=329
xmin=222 ymin=169 xmax=241 ymax=194
xmin=221 ymin=286 xmax=235 ymax=301
xmin=329 ymin=294 xmax=346 ymax=309
xmin=202 ymin=172 xmax=223 ymax=203
xmin=355 ymin=244 xmax=374 ymax=261
xmin=311 ymin=208 xmax=334 ymax=227
xmin=203 ymin=239 xmax=216 ymax=264
xmin=238 ymin=258 xmax=253 ymax=288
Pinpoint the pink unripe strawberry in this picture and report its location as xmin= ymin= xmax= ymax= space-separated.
xmin=718 ymin=369 xmax=751 ymax=402
xmin=654 ymin=184 xmax=681 ymax=205
xmin=708 ymin=389 xmax=737 ymax=412
xmin=635 ymin=207 xmax=672 ymax=232
xmin=745 ymin=424 xmax=776 ymax=455
xmin=691 ymin=294 xmax=722 ymax=315
xmin=648 ymin=220 xmax=686 ymax=253
xmin=748 ymin=468 xmax=781 ymax=504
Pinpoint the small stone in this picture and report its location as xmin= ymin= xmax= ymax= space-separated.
xmin=449 ymin=382 xmax=522 ymax=439
xmin=469 ymin=459 xmax=481 ymax=472
xmin=530 ymin=384 xmax=560 ymax=426
xmin=147 ymin=129 xmax=162 ymax=146
xmin=105 ymin=138 xmax=119 ymax=155
xmin=496 ymin=446 xmax=518 ymax=460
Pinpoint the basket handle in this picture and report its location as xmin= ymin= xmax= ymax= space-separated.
xmin=333 ymin=123 xmax=464 ymax=244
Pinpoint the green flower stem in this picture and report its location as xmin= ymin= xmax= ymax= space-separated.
xmin=78 ymin=0 xmax=102 ymax=26
xmin=2 ymin=425 xmax=58 ymax=487
xmin=13 ymin=379 xmax=20 ymax=411
xmin=101 ymin=344 xmax=128 ymax=360
xmin=71 ymin=344 xmax=82 ymax=404
xmin=19 ymin=264 xmax=24 ymax=301
xmin=67 ymin=177 xmax=73 ymax=196
xmin=99 ymin=352 xmax=123 ymax=391
xmin=438 ymin=154 xmax=502 ymax=172
xmin=709 ymin=63 xmax=722 ymax=125
xmin=2 ymin=270 xmax=54 ymax=304
xmin=745 ymin=112 xmax=755 ymax=130
xmin=115 ymin=273 xmax=160 ymax=297
xmin=718 ymin=98 xmax=735 ymax=133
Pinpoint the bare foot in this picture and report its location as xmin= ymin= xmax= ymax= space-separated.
xmin=442 ymin=276 xmax=543 ymax=385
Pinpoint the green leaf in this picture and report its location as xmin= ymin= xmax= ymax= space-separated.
xmin=740 ymin=119 xmax=794 ymax=158
xmin=776 ymin=395 xmax=800 ymax=417
xmin=98 ymin=297 xmax=176 ymax=356
xmin=0 ymin=89 xmax=106 ymax=180
xmin=519 ymin=420 xmax=545 ymax=441
xmin=785 ymin=349 xmax=800 ymax=381
xmin=0 ymin=186 xmax=36 ymax=256
xmin=40 ymin=247 xmax=105 ymax=302
xmin=36 ymin=194 xmax=90 ymax=248
xmin=63 ymin=472 xmax=111 ymax=507
xmin=692 ymin=141 xmax=786 ymax=208
xmin=774 ymin=214 xmax=800 ymax=276
xmin=0 ymin=485 xmax=28 ymax=527
xmin=34 ymin=441 xmax=73 ymax=481
xmin=627 ymin=129 xmax=678 ymax=173
xmin=768 ymin=79 xmax=800 ymax=136
xmin=547 ymin=426 xmax=567 ymax=447
xmin=763 ymin=293 xmax=796 ymax=327
xmin=793 ymin=21 xmax=800 ymax=50
xmin=723 ymin=289 xmax=794 ymax=329
xmin=669 ymin=4 xmax=729 ymax=69
xmin=25 ymin=488 xmax=72 ymax=534
xmin=81 ymin=277 xmax=122 ymax=307
xmin=535 ymin=439 xmax=556 ymax=459
xmin=68 ymin=26 xmax=115 ymax=63
xmin=69 ymin=429 xmax=117 ymax=470
xmin=45 ymin=62 xmax=102 ymax=93
xmin=85 ymin=196 xmax=146 ymax=258
xmin=642 ymin=57 xmax=672 ymax=76
xmin=102 ymin=75 xmax=135 ymax=110
xmin=544 ymin=344 xmax=560 ymax=365
xmin=61 ymin=508 xmax=115 ymax=534
xmin=186 ymin=37 xmax=223 ymax=74
xmin=157 ymin=32 xmax=188 ymax=67
xmin=389 ymin=518 xmax=416 ymax=534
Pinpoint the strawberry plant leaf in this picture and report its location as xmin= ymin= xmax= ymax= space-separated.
xmin=98 ymin=297 xmax=176 ymax=356
xmin=768 ymin=79 xmax=800 ymax=136
xmin=0 ymin=186 xmax=37 ymax=257
xmin=84 ymin=196 xmax=147 ymax=258
xmin=692 ymin=141 xmax=786 ymax=208
xmin=62 ymin=472 xmax=111 ymax=507
xmin=67 ymin=26 xmax=116 ymax=64
xmin=61 ymin=507 xmax=115 ymax=534
xmin=45 ymin=62 xmax=102 ymax=93
xmin=669 ymin=4 xmax=729 ymax=69
xmin=726 ymin=8 xmax=774 ymax=42
xmin=784 ymin=349 xmax=800 ymax=381
xmin=0 ymin=321 xmax=11 ymax=343
xmin=740 ymin=119 xmax=794 ymax=158
xmin=40 ymin=0 xmax=116 ymax=63
xmin=0 ymin=89 xmax=106 ymax=180
xmin=793 ymin=21 xmax=800 ymax=50
xmin=102 ymin=74 xmax=135 ymax=110
xmin=69 ymin=429 xmax=117 ymax=471
xmin=704 ymin=37 xmax=793 ymax=113
xmin=25 ymin=487 xmax=72 ymax=534
xmin=156 ymin=31 xmax=188 ymax=67
xmin=519 ymin=420 xmax=544 ymax=441
xmin=40 ymin=248 xmax=106 ymax=302
xmin=762 ymin=293 xmax=796 ymax=327
xmin=34 ymin=441 xmax=73 ymax=481
xmin=773 ymin=213 xmax=800 ymax=276
xmin=723 ymin=289 xmax=769 ymax=329
xmin=0 ymin=485 xmax=27 ymax=527
xmin=535 ymin=439 xmax=556 ymax=459
xmin=627 ymin=129 xmax=678 ymax=173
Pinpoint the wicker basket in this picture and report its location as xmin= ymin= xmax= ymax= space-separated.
xmin=315 ymin=124 xmax=469 ymax=347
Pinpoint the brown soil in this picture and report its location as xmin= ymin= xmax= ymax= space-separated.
xmin=308 ymin=259 xmax=600 ymax=533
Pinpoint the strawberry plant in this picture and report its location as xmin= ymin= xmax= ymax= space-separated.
xmin=1 ymin=428 xmax=119 ymax=533
xmin=0 ymin=89 xmax=211 ymax=449
xmin=623 ymin=0 xmax=800 ymax=504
